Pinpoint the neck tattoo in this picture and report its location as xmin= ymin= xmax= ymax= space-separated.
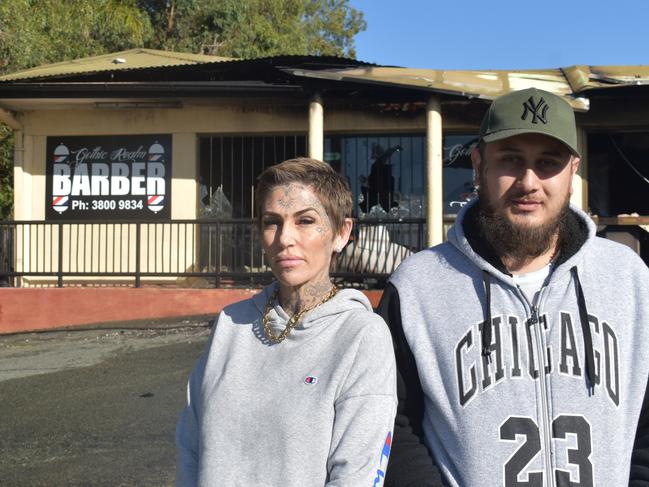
xmin=262 ymin=285 xmax=338 ymax=343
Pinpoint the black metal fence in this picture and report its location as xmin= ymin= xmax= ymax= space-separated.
xmin=0 ymin=218 xmax=427 ymax=289
xmin=0 ymin=224 xmax=12 ymax=287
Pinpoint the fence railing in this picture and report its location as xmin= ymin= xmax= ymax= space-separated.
xmin=0 ymin=218 xmax=428 ymax=289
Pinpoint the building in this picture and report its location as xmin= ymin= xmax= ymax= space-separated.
xmin=0 ymin=49 xmax=647 ymax=290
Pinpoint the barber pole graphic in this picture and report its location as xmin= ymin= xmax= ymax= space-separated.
xmin=52 ymin=195 xmax=69 ymax=213
xmin=147 ymin=195 xmax=164 ymax=213
xmin=53 ymin=143 xmax=70 ymax=163
xmin=51 ymin=145 xmax=70 ymax=214
xmin=148 ymin=142 xmax=165 ymax=162
xmin=147 ymin=143 xmax=166 ymax=213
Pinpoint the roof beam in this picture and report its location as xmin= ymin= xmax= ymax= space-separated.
xmin=0 ymin=108 xmax=21 ymax=129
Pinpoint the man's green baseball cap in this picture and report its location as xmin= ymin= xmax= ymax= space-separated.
xmin=479 ymin=87 xmax=580 ymax=157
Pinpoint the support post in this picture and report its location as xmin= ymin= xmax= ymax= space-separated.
xmin=426 ymin=96 xmax=443 ymax=247
xmin=308 ymin=92 xmax=324 ymax=160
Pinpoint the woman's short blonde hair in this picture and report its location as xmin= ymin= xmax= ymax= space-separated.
xmin=255 ymin=158 xmax=353 ymax=234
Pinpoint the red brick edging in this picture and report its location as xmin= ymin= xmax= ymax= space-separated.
xmin=0 ymin=288 xmax=384 ymax=334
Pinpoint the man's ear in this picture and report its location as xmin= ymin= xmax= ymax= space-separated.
xmin=471 ymin=147 xmax=482 ymax=186
xmin=570 ymin=156 xmax=581 ymax=176
xmin=568 ymin=156 xmax=581 ymax=195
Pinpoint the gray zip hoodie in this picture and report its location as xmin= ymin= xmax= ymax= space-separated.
xmin=382 ymin=199 xmax=649 ymax=487
xmin=176 ymin=284 xmax=397 ymax=487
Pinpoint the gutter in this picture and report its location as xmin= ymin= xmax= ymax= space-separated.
xmin=0 ymin=81 xmax=305 ymax=99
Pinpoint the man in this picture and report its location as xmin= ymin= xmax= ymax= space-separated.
xmin=380 ymin=87 xmax=649 ymax=486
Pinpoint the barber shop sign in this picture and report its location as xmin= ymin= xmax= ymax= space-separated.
xmin=46 ymin=135 xmax=172 ymax=220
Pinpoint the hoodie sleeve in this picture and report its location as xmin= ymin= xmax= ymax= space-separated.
xmin=630 ymin=377 xmax=649 ymax=486
xmin=378 ymin=283 xmax=448 ymax=487
xmin=175 ymin=325 xmax=214 ymax=487
xmin=325 ymin=313 xmax=397 ymax=487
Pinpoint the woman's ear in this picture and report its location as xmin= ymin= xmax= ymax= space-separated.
xmin=333 ymin=218 xmax=353 ymax=252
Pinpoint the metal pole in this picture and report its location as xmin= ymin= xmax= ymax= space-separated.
xmin=215 ymin=221 xmax=221 ymax=288
xmin=135 ymin=223 xmax=141 ymax=288
xmin=57 ymin=223 xmax=63 ymax=287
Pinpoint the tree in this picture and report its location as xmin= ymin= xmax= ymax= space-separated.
xmin=0 ymin=0 xmax=153 ymax=74
xmin=0 ymin=126 xmax=12 ymax=219
xmin=139 ymin=0 xmax=366 ymax=58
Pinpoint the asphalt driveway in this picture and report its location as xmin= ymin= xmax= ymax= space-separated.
xmin=0 ymin=321 xmax=211 ymax=486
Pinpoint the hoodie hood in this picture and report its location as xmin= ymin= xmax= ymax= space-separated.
xmin=447 ymin=197 xmax=599 ymax=389
xmin=447 ymin=197 xmax=597 ymax=285
xmin=252 ymin=282 xmax=373 ymax=340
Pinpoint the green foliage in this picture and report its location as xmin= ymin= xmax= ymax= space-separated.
xmin=139 ymin=0 xmax=366 ymax=58
xmin=0 ymin=127 xmax=13 ymax=220
xmin=0 ymin=0 xmax=365 ymax=80
xmin=0 ymin=0 xmax=153 ymax=74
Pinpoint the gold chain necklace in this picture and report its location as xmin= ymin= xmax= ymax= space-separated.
xmin=262 ymin=285 xmax=338 ymax=343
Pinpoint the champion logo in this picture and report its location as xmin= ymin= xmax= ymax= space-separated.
xmin=372 ymin=431 xmax=392 ymax=487
xmin=304 ymin=376 xmax=318 ymax=385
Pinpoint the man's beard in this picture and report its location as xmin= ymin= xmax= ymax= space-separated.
xmin=477 ymin=186 xmax=570 ymax=262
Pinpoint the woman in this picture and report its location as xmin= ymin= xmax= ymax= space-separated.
xmin=176 ymin=158 xmax=397 ymax=487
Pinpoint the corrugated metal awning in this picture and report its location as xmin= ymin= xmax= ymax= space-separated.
xmin=0 ymin=48 xmax=233 ymax=82
xmin=561 ymin=65 xmax=649 ymax=92
xmin=281 ymin=66 xmax=591 ymax=111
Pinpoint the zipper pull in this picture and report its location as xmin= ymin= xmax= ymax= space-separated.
xmin=530 ymin=306 xmax=539 ymax=325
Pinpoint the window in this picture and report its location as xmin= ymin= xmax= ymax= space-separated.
xmin=324 ymin=133 xmax=477 ymax=218
xmin=588 ymin=133 xmax=649 ymax=217
xmin=199 ymin=135 xmax=307 ymax=218
xmin=588 ymin=132 xmax=649 ymax=264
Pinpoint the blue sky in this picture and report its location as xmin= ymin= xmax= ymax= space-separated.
xmin=350 ymin=0 xmax=649 ymax=70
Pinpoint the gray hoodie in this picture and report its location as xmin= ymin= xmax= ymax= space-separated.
xmin=176 ymin=284 xmax=397 ymax=487
xmin=382 ymin=199 xmax=649 ymax=487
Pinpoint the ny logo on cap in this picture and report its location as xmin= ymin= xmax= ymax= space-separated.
xmin=521 ymin=96 xmax=549 ymax=124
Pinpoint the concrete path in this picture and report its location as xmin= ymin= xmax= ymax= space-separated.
xmin=0 ymin=321 xmax=210 ymax=486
